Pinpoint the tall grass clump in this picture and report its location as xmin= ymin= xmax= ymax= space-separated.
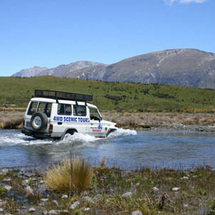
xmin=44 ymin=157 xmax=94 ymax=193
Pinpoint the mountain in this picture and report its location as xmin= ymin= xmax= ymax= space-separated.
xmin=65 ymin=49 xmax=215 ymax=88
xmin=103 ymin=49 xmax=215 ymax=88
xmin=12 ymin=61 xmax=105 ymax=78
xmin=65 ymin=64 xmax=107 ymax=80
xmin=37 ymin=61 xmax=105 ymax=77
xmin=12 ymin=66 xmax=48 ymax=77
xmin=12 ymin=49 xmax=215 ymax=88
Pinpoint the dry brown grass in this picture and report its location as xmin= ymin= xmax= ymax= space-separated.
xmin=0 ymin=111 xmax=24 ymax=129
xmin=1 ymin=110 xmax=215 ymax=130
xmin=101 ymin=111 xmax=215 ymax=128
xmin=44 ymin=157 xmax=94 ymax=193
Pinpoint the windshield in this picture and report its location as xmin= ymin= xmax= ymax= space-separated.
xmin=89 ymin=107 xmax=101 ymax=120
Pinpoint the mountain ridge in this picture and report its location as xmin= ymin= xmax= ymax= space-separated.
xmin=12 ymin=49 xmax=215 ymax=88
xmin=12 ymin=66 xmax=48 ymax=77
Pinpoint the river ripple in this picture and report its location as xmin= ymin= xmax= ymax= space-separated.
xmin=0 ymin=128 xmax=215 ymax=170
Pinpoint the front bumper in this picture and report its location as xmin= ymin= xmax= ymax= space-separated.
xmin=22 ymin=129 xmax=51 ymax=139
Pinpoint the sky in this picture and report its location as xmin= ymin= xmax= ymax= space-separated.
xmin=0 ymin=0 xmax=214 ymax=76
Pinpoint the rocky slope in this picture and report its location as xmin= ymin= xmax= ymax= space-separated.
xmin=103 ymin=49 xmax=215 ymax=88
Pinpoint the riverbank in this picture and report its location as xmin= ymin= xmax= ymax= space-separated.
xmin=1 ymin=110 xmax=215 ymax=130
xmin=102 ymin=111 xmax=215 ymax=129
xmin=0 ymin=111 xmax=24 ymax=129
xmin=1 ymin=164 xmax=215 ymax=215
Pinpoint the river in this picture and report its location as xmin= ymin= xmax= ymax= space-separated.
xmin=0 ymin=128 xmax=215 ymax=170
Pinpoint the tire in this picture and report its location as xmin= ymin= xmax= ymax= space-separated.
xmin=30 ymin=112 xmax=48 ymax=131
xmin=106 ymin=129 xmax=117 ymax=137
xmin=66 ymin=129 xmax=77 ymax=136
xmin=60 ymin=129 xmax=77 ymax=140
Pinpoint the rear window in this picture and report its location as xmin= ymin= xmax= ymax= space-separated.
xmin=27 ymin=101 xmax=52 ymax=117
xmin=38 ymin=102 xmax=52 ymax=117
xmin=27 ymin=102 xmax=38 ymax=115
xmin=73 ymin=105 xmax=86 ymax=116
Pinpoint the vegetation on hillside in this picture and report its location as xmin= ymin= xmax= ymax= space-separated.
xmin=1 ymin=76 xmax=215 ymax=112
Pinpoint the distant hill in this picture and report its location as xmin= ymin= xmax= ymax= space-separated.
xmin=37 ymin=61 xmax=106 ymax=77
xmin=12 ymin=66 xmax=48 ymax=77
xmin=12 ymin=49 xmax=215 ymax=88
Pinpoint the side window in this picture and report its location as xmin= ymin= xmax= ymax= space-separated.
xmin=58 ymin=104 xmax=72 ymax=115
xmin=38 ymin=102 xmax=52 ymax=117
xmin=27 ymin=102 xmax=38 ymax=115
xmin=73 ymin=105 xmax=86 ymax=116
xmin=89 ymin=107 xmax=101 ymax=120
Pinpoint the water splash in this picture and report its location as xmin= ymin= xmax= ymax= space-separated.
xmin=58 ymin=128 xmax=137 ymax=144
xmin=0 ymin=128 xmax=137 ymax=147
xmin=56 ymin=133 xmax=100 ymax=147
xmin=0 ymin=131 xmax=53 ymax=146
xmin=108 ymin=128 xmax=137 ymax=138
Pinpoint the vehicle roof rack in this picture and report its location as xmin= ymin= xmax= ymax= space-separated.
xmin=34 ymin=90 xmax=93 ymax=102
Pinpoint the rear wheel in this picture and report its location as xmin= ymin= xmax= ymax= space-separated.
xmin=60 ymin=129 xmax=77 ymax=140
xmin=66 ymin=130 xmax=76 ymax=135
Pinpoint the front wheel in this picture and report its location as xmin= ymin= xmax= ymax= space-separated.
xmin=106 ymin=129 xmax=117 ymax=137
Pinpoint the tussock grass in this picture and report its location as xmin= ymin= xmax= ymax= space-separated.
xmin=44 ymin=158 xmax=94 ymax=193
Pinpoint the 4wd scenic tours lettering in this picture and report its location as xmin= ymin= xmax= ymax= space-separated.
xmin=53 ymin=116 xmax=89 ymax=122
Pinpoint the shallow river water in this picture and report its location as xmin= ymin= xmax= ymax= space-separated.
xmin=1 ymin=128 xmax=215 ymax=170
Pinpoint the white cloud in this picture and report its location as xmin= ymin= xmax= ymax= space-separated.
xmin=180 ymin=0 xmax=206 ymax=3
xmin=165 ymin=0 xmax=207 ymax=5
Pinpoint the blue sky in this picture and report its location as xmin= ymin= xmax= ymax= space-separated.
xmin=0 ymin=0 xmax=214 ymax=76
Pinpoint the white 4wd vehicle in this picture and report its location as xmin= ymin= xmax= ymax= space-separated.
xmin=22 ymin=90 xmax=117 ymax=139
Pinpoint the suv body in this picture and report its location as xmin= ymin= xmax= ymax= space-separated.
xmin=22 ymin=90 xmax=117 ymax=139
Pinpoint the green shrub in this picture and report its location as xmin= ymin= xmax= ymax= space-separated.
xmin=0 ymin=185 xmax=6 ymax=197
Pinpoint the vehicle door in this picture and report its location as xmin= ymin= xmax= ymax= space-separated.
xmin=88 ymin=107 xmax=104 ymax=136
xmin=73 ymin=104 xmax=90 ymax=133
xmin=53 ymin=103 xmax=73 ymax=135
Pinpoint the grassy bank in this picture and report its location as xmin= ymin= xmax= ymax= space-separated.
xmin=1 ymin=160 xmax=215 ymax=215
xmin=1 ymin=77 xmax=215 ymax=112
